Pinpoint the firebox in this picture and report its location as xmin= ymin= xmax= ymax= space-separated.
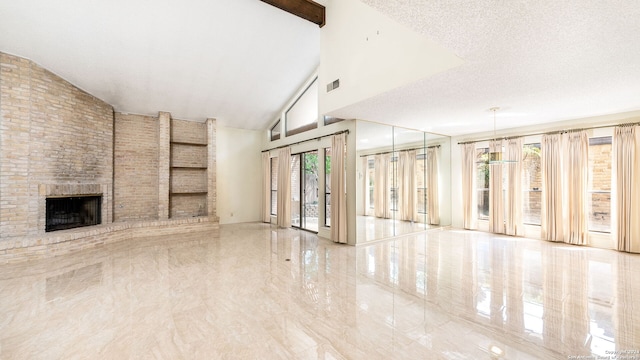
xmin=45 ymin=196 xmax=102 ymax=232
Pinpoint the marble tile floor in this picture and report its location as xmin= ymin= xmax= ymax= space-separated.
xmin=0 ymin=224 xmax=639 ymax=359
xmin=357 ymin=215 xmax=438 ymax=243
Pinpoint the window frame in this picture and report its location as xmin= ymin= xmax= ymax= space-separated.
xmin=285 ymin=77 xmax=318 ymax=137
xmin=270 ymin=157 xmax=278 ymax=216
xmin=324 ymin=147 xmax=331 ymax=227
xmin=587 ymin=135 xmax=612 ymax=233
xmin=270 ymin=120 xmax=281 ymax=141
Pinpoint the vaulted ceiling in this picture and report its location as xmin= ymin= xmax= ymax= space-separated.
xmin=1 ymin=0 xmax=640 ymax=136
xmin=0 ymin=0 xmax=321 ymax=129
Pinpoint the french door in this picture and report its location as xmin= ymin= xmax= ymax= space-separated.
xmin=291 ymin=150 xmax=319 ymax=232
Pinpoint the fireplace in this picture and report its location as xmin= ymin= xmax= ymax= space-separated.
xmin=46 ymin=196 xmax=102 ymax=232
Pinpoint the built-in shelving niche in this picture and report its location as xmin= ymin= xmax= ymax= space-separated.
xmin=169 ymin=119 xmax=209 ymax=218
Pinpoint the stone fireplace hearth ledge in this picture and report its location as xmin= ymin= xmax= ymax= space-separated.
xmin=0 ymin=216 xmax=219 ymax=264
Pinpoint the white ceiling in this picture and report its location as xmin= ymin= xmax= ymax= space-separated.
xmin=2 ymin=0 xmax=639 ymax=136
xmin=334 ymin=0 xmax=640 ymax=136
xmin=0 ymin=0 xmax=320 ymax=129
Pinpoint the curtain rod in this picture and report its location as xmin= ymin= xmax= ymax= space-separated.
xmin=261 ymin=129 xmax=349 ymax=153
xmin=457 ymin=122 xmax=640 ymax=145
xmin=359 ymin=144 xmax=440 ymax=157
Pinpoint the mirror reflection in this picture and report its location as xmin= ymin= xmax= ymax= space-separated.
xmin=356 ymin=121 xmax=450 ymax=243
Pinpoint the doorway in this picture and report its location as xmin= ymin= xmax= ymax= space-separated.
xmin=291 ymin=150 xmax=319 ymax=232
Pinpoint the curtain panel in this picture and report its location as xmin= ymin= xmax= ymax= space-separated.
xmin=427 ymin=147 xmax=440 ymax=225
xmin=541 ymin=131 xmax=589 ymax=244
xmin=461 ymin=143 xmax=478 ymax=229
xmin=541 ymin=134 xmax=564 ymax=241
xmin=563 ymin=131 xmax=589 ymax=245
xmin=489 ymin=140 xmax=504 ymax=233
xmin=399 ymin=150 xmax=417 ymax=221
xmin=374 ymin=154 xmax=390 ymax=218
xmin=330 ymin=133 xmax=348 ymax=243
xmin=360 ymin=157 xmax=366 ymax=215
xmin=504 ymin=137 xmax=523 ymax=236
xmin=276 ymin=147 xmax=291 ymax=228
xmin=261 ymin=152 xmax=271 ymax=223
xmin=613 ymin=125 xmax=640 ymax=253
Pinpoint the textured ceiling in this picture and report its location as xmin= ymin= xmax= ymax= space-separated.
xmin=0 ymin=0 xmax=320 ymax=129
xmin=333 ymin=0 xmax=640 ymax=136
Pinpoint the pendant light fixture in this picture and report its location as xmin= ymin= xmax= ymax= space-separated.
xmin=489 ymin=107 xmax=502 ymax=163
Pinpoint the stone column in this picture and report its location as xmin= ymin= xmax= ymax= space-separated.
xmin=158 ymin=112 xmax=171 ymax=219
xmin=206 ymin=118 xmax=218 ymax=221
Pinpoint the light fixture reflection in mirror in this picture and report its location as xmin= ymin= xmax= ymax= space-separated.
xmin=355 ymin=121 xmax=451 ymax=244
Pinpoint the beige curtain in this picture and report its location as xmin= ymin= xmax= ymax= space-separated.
xmin=563 ymin=131 xmax=588 ymax=245
xmin=613 ymin=125 xmax=640 ymax=253
xmin=374 ymin=154 xmax=389 ymax=218
xmin=261 ymin=152 xmax=271 ymax=223
xmin=427 ymin=147 xmax=440 ymax=225
xmin=361 ymin=156 xmax=368 ymax=215
xmin=276 ymin=147 xmax=291 ymax=228
xmin=331 ymin=133 xmax=347 ymax=243
xmin=541 ymin=134 xmax=564 ymax=241
xmin=489 ymin=140 xmax=504 ymax=233
xmin=398 ymin=150 xmax=416 ymax=221
xmin=504 ymin=137 xmax=523 ymax=236
xmin=461 ymin=143 xmax=477 ymax=229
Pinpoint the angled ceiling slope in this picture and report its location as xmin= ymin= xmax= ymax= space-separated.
xmin=0 ymin=0 xmax=320 ymax=129
xmin=328 ymin=0 xmax=640 ymax=136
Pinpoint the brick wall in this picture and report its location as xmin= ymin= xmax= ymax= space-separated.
xmin=0 ymin=53 xmax=114 ymax=238
xmin=172 ymin=119 xmax=206 ymax=144
xmin=172 ymin=144 xmax=207 ymax=168
xmin=0 ymin=52 xmax=218 ymax=258
xmin=113 ymin=113 xmax=159 ymax=221
xmin=169 ymin=119 xmax=213 ymax=218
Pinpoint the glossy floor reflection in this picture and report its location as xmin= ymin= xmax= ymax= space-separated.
xmin=357 ymin=215 xmax=438 ymax=243
xmin=1 ymin=224 xmax=639 ymax=359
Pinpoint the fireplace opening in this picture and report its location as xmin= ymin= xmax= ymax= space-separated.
xmin=46 ymin=196 xmax=102 ymax=232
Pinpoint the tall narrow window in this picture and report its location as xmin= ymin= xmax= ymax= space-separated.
xmin=416 ymin=153 xmax=427 ymax=215
xmin=588 ymin=136 xmax=612 ymax=232
xmin=325 ymin=148 xmax=331 ymax=227
xmin=522 ymin=143 xmax=541 ymax=225
xmin=286 ymin=78 xmax=318 ymax=136
xmin=368 ymin=159 xmax=375 ymax=211
xmin=476 ymin=148 xmax=490 ymax=220
xmin=389 ymin=156 xmax=398 ymax=212
xmin=270 ymin=157 xmax=278 ymax=215
xmin=270 ymin=120 xmax=281 ymax=141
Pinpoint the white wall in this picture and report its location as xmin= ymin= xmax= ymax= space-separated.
xmin=217 ymin=127 xmax=263 ymax=224
xmin=319 ymin=0 xmax=463 ymax=115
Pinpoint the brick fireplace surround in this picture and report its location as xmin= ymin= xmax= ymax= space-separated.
xmin=0 ymin=53 xmax=219 ymax=263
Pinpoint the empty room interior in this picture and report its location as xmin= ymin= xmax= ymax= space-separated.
xmin=1 ymin=0 xmax=639 ymax=358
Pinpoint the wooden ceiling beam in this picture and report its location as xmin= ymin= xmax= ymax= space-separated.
xmin=260 ymin=0 xmax=326 ymax=27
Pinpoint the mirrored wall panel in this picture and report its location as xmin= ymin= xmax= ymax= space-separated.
xmin=356 ymin=121 xmax=451 ymax=243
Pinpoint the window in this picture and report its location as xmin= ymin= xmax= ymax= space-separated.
xmin=325 ymin=147 xmax=331 ymax=227
xmin=389 ymin=156 xmax=398 ymax=212
xmin=270 ymin=157 xmax=278 ymax=215
xmin=416 ymin=153 xmax=427 ymax=214
xmin=588 ymin=136 xmax=612 ymax=232
xmin=476 ymin=148 xmax=489 ymax=220
xmin=270 ymin=120 xmax=281 ymax=141
xmin=324 ymin=116 xmax=344 ymax=126
xmin=522 ymin=143 xmax=541 ymax=225
xmin=286 ymin=78 xmax=318 ymax=136
xmin=368 ymin=159 xmax=375 ymax=210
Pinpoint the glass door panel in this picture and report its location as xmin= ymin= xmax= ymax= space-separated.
xmin=302 ymin=151 xmax=319 ymax=232
xmin=291 ymin=154 xmax=301 ymax=228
